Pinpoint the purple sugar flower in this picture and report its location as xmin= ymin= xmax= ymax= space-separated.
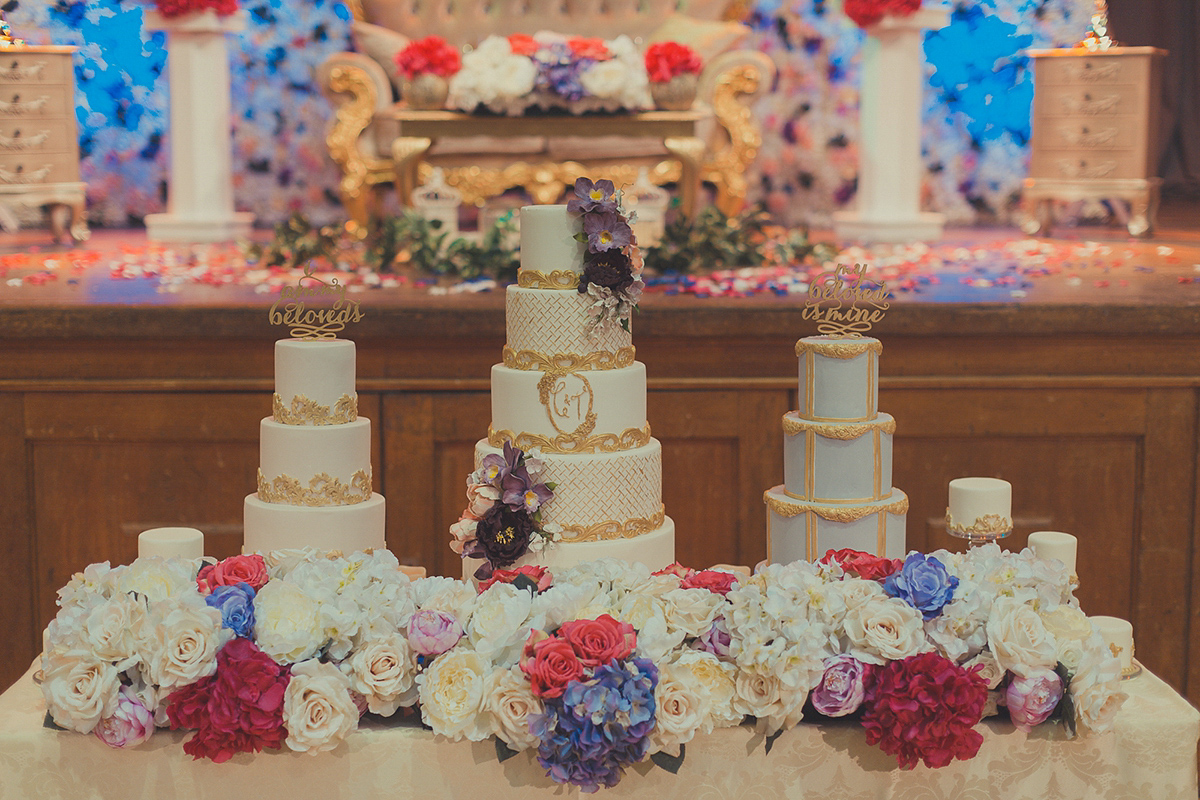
xmin=568 ymin=178 xmax=618 ymax=214
xmin=582 ymin=210 xmax=632 ymax=253
xmin=811 ymin=654 xmax=870 ymax=717
xmin=1005 ymin=668 xmax=1063 ymax=732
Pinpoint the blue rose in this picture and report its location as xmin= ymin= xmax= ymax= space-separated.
xmin=883 ymin=553 xmax=958 ymax=620
xmin=205 ymin=582 xmax=256 ymax=638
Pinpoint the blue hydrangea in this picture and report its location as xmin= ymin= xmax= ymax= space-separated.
xmin=884 ymin=553 xmax=959 ymax=620
xmin=205 ymin=582 xmax=256 ymax=638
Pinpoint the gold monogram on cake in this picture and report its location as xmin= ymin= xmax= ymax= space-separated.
xmin=538 ymin=370 xmax=597 ymax=440
xmin=269 ymin=264 xmax=365 ymax=340
xmin=802 ymin=264 xmax=890 ymax=337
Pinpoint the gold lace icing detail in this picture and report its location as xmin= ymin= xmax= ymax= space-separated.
xmin=502 ymin=346 xmax=635 ymax=372
xmin=945 ymin=511 xmax=1012 ymax=538
xmin=257 ymin=469 xmax=372 ymax=506
xmin=489 ymin=423 xmax=652 ymax=454
xmin=558 ymin=507 xmax=666 ymax=543
xmin=764 ymin=491 xmax=908 ymax=522
xmin=795 ymin=337 xmax=883 ymax=360
xmin=782 ymin=413 xmax=894 ymax=439
xmin=272 ymin=393 xmax=358 ymax=425
xmin=518 ymin=270 xmax=581 ymax=290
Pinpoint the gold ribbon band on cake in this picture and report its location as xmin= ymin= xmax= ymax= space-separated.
xmin=795 ymin=338 xmax=883 ymax=359
xmin=764 ymin=491 xmax=908 ymax=523
xmin=503 ymin=346 xmax=635 ymax=372
xmin=273 ymin=393 xmax=358 ymax=425
xmin=557 ymin=507 xmax=666 ymax=543
xmin=489 ymin=424 xmax=652 ymax=454
xmin=945 ymin=510 xmax=1012 ymax=538
xmin=517 ymin=270 xmax=581 ymax=290
xmin=782 ymin=414 xmax=895 ymax=439
xmin=257 ymin=469 xmax=373 ymax=506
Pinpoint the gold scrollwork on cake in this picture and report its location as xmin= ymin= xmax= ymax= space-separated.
xmin=257 ymin=469 xmax=372 ymax=506
xmin=488 ymin=423 xmax=652 ymax=454
xmin=273 ymin=393 xmax=358 ymax=425
xmin=944 ymin=511 xmax=1012 ymax=538
xmin=558 ymin=507 xmax=666 ymax=543
xmin=782 ymin=414 xmax=895 ymax=439
xmin=517 ymin=270 xmax=581 ymax=290
xmin=503 ymin=346 xmax=635 ymax=372
xmin=764 ymin=491 xmax=908 ymax=522
xmin=794 ymin=337 xmax=884 ymax=360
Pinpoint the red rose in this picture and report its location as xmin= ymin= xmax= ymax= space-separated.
xmin=478 ymin=564 xmax=553 ymax=593
xmin=681 ymin=569 xmax=739 ymax=596
xmin=508 ymin=33 xmax=539 ymax=56
xmin=519 ymin=631 xmax=584 ymax=699
xmin=844 ymin=0 xmax=920 ymax=28
xmin=653 ymin=562 xmax=695 ymax=579
xmin=644 ymin=42 xmax=703 ymax=83
xmin=557 ymin=614 xmax=636 ymax=668
xmin=567 ymin=36 xmax=611 ymax=61
xmin=197 ymin=553 xmax=269 ymax=594
xmin=394 ymin=36 xmax=462 ymax=80
xmin=820 ymin=548 xmax=903 ymax=582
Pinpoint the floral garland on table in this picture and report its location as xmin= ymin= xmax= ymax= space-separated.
xmin=844 ymin=0 xmax=922 ymax=28
xmin=449 ymin=442 xmax=561 ymax=581
xmin=152 ymin=0 xmax=239 ymax=18
xmin=394 ymin=36 xmax=462 ymax=81
xmin=448 ymin=32 xmax=652 ymax=116
xmin=40 ymin=544 xmax=1125 ymax=785
xmin=568 ymin=177 xmax=645 ymax=336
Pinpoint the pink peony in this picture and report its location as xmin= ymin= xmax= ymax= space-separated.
xmin=94 ymin=686 xmax=155 ymax=749
xmin=811 ymin=654 xmax=872 ymax=717
xmin=407 ymin=609 xmax=463 ymax=656
xmin=197 ymin=554 xmax=268 ymax=594
xmin=1005 ymin=668 xmax=1063 ymax=732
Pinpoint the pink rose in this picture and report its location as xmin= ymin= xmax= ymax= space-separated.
xmin=681 ymin=569 xmax=739 ymax=595
xmin=519 ymin=631 xmax=584 ymax=699
xmin=407 ymin=609 xmax=462 ymax=656
xmin=197 ymin=554 xmax=268 ymax=594
xmin=466 ymin=483 xmax=499 ymax=519
xmin=557 ymin=615 xmax=636 ymax=668
xmin=94 ymin=686 xmax=155 ymax=749
xmin=478 ymin=564 xmax=553 ymax=594
xmin=1005 ymin=668 xmax=1063 ymax=732
xmin=449 ymin=517 xmax=478 ymax=556
xmin=653 ymin=562 xmax=694 ymax=579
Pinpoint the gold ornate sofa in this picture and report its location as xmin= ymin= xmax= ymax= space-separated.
xmin=317 ymin=0 xmax=775 ymax=231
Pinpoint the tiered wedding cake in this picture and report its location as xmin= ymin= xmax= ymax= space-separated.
xmin=461 ymin=203 xmax=675 ymax=574
xmin=243 ymin=339 xmax=386 ymax=554
xmin=764 ymin=335 xmax=907 ymax=562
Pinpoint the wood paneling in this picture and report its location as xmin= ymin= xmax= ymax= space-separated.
xmin=0 ymin=394 xmax=34 ymax=691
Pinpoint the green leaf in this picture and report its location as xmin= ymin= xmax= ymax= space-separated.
xmin=764 ymin=728 xmax=785 ymax=755
xmin=650 ymin=744 xmax=686 ymax=774
xmin=495 ymin=737 xmax=520 ymax=763
xmin=43 ymin=712 xmax=66 ymax=731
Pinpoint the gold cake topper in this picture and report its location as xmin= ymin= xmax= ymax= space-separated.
xmin=802 ymin=264 xmax=890 ymax=337
xmin=269 ymin=265 xmax=365 ymax=340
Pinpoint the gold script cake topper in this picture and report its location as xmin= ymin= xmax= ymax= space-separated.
xmin=269 ymin=265 xmax=365 ymax=340
xmin=802 ymin=264 xmax=890 ymax=337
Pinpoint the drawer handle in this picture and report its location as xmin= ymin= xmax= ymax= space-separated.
xmin=0 ymin=60 xmax=46 ymax=81
xmin=0 ymin=163 xmax=53 ymax=184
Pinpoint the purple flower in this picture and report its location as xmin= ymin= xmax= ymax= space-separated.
xmin=503 ymin=472 xmax=553 ymax=514
xmin=94 ymin=686 xmax=154 ymax=749
xmin=466 ymin=504 xmax=534 ymax=579
xmin=883 ymin=552 xmax=959 ymax=620
xmin=579 ymin=249 xmax=635 ymax=295
xmin=205 ymin=582 xmax=256 ymax=638
xmin=1005 ymin=668 xmax=1063 ymax=732
xmin=536 ymin=42 xmax=589 ymax=102
xmin=811 ymin=654 xmax=870 ymax=717
xmin=407 ymin=609 xmax=463 ymax=656
xmin=582 ymin=210 xmax=632 ymax=252
xmin=567 ymin=178 xmax=618 ymax=214
xmin=693 ymin=616 xmax=732 ymax=658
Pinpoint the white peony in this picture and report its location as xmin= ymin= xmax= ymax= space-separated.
xmin=82 ymin=593 xmax=147 ymax=670
xmin=650 ymin=659 xmax=708 ymax=755
xmin=41 ymin=649 xmax=121 ymax=733
xmin=343 ymin=633 xmax=417 ymax=716
xmin=412 ymin=576 xmax=477 ymax=623
xmin=56 ymin=561 xmax=114 ymax=610
xmin=579 ymin=58 xmax=634 ymax=101
xmin=674 ymin=649 xmax=742 ymax=730
xmin=842 ymin=596 xmax=928 ymax=664
xmin=284 ymin=659 xmax=360 ymax=754
xmin=136 ymin=598 xmax=228 ymax=692
xmin=113 ymin=557 xmax=196 ymax=603
xmin=482 ymin=665 xmax=542 ymax=751
xmin=468 ymin=583 xmax=535 ymax=665
xmin=254 ymin=579 xmax=326 ymax=664
xmin=986 ymin=596 xmax=1059 ymax=678
xmin=416 ymin=649 xmax=491 ymax=741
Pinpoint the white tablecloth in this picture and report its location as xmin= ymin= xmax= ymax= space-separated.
xmin=0 ymin=660 xmax=1196 ymax=799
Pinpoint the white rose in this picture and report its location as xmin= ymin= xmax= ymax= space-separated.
xmin=254 ymin=579 xmax=325 ymax=664
xmin=732 ymin=666 xmax=805 ymax=735
xmin=468 ymin=583 xmax=534 ymax=665
xmin=843 ymin=596 xmax=928 ymax=665
xmin=1040 ymin=605 xmax=1092 ymax=644
xmin=114 ymin=557 xmax=195 ymax=603
xmin=482 ymin=665 xmax=542 ymax=751
xmin=1057 ymin=637 xmax=1086 ymax=673
xmin=41 ymin=649 xmax=120 ymax=733
xmin=650 ymin=660 xmax=707 ymax=754
xmin=344 ymin=633 xmax=416 ymax=716
xmin=416 ymin=649 xmax=490 ymax=741
xmin=661 ymin=588 xmax=723 ymax=639
xmin=626 ymin=573 xmax=682 ymax=600
xmin=136 ymin=599 xmax=228 ymax=692
xmin=963 ymin=650 xmax=1005 ymax=690
xmin=986 ymin=596 xmax=1059 ymax=678
xmin=492 ymin=54 xmax=538 ymax=99
xmin=82 ymin=593 xmax=146 ymax=670
xmin=284 ymin=659 xmax=360 ymax=754
xmin=1070 ymin=636 xmax=1126 ymax=734
xmin=674 ymin=649 xmax=741 ymax=729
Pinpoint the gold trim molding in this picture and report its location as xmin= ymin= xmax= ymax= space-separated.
xmin=489 ymin=424 xmax=652 ymax=455
xmin=558 ymin=507 xmax=667 ymax=543
xmin=795 ymin=337 xmax=883 ymax=360
xmin=273 ymin=393 xmax=358 ymax=425
xmin=764 ymin=491 xmax=908 ymax=523
xmin=502 ymin=345 xmax=635 ymax=372
xmin=518 ymin=270 xmax=580 ymax=290
xmin=782 ymin=413 xmax=894 ymax=439
xmin=945 ymin=511 xmax=1013 ymax=538
xmin=257 ymin=469 xmax=373 ymax=506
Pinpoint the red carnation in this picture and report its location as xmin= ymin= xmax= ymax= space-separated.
xmin=644 ymin=42 xmax=703 ymax=83
xmin=681 ymin=569 xmax=739 ymax=596
xmin=394 ymin=36 xmax=462 ymax=80
xmin=820 ymin=548 xmax=903 ymax=582
xmin=520 ymin=631 xmax=584 ymax=699
xmin=478 ymin=564 xmax=553 ymax=593
xmin=567 ymin=36 xmax=611 ymax=61
xmin=557 ymin=614 xmax=636 ymax=668
xmin=197 ymin=553 xmax=268 ymax=594
xmin=861 ymin=652 xmax=988 ymax=770
xmin=507 ymin=33 xmax=538 ymax=56
xmin=155 ymin=0 xmax=238 ymax=17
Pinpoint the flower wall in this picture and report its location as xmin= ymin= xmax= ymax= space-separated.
xmin=10 ymin=0 xmax=1095 ymax=227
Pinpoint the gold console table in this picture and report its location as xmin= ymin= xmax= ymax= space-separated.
xmin=383 ymin=107 xmax=710 ymax=217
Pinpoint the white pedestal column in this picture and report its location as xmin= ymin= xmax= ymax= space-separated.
xmin=833 ymin=8 xmax=949 ymax=244
xmin=143 ymin=10 xmax=254 ymax=242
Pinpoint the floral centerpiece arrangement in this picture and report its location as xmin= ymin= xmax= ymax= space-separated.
xmin=644 ymin=42 xmax=704 ymax=110
xmin=568 ymin=177 xmax=645 ymax=335
xmin=395 ymin=36 xmax=462 ymax=109
xmin=844 ymin=0 xmax=922 ymax=28
xmin=448 ymin=32 xmax=652 ymax=116
xmin=152 ymin=0 xmax=239 ymax=17
xmin=41 ymin=542 xmax=1124 ymax=788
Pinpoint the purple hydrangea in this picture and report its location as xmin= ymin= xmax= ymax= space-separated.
xmin=535 ymin=43 xmax=590 ymax=103
xmin=205 ymin=582 xmax=256 ymax=638
xmin=883 ymin=552 xmax=959 ymax=620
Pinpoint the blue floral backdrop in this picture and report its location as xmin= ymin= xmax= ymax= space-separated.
xmin=8 ymin=0 xmax=1093 ymax=227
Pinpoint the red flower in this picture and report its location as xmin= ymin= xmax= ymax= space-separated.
xmin=820 ymin=548 xmax=903 ymax=582
xmin=478 ymin=564 xmax=553 ymax=593
xmin=197 ymin=554 xmax=269 ymax=594
xmin=507 ymin=33 xmax=539 ymax=56
xmin=155 ymin=0 xmax=238 ymax=17
xmin=861 ymin=652 xmax=988 ymax=770
xmin=844 ymin=0 xmax=922 ymax=29
xmin=644 ymin=42 xmax=703 ymax=83
xmin=681 ymin=569 xmax=739 ymax=596
xmin=567 ymin=37 xmax=611 ymax=61
xmin=653 ymin=562 xmax=695 ymax=579
xmin=394 ymin=36 xmax=462 ymax=80
xmin=519 ymin=631 xmax=584 ymax=699
xmin=557 ymin=615 xmax=636 ymax=668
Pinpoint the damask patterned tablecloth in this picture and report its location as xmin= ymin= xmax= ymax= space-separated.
xmin=0 ymin=660 xmax=1196 ymax=800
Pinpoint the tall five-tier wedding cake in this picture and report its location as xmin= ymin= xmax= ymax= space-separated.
xmin=243 ymin=339 xmax=386 ymax=554
xmin=456 ymin=201 xmax=675 ymax=575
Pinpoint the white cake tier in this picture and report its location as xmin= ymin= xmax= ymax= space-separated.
xmin=463 ymin=516 xmax=676 ymax=579
xmin=244 ymin=492 xmax=385 ymax=554
xmin=947 ymin=477 xmax=1013 ymax=538
xmin=765 ymin=486 xmax=907 ymax=562
xmin=273 ymin=339 xmax=358 ymax=425
xmin=519 ymin=204 xmax=585 ymax=277
xmin=258 ymin=417 xmax=373 ymax=505
xmin=490 ymin=362 xmax=648 ymax=451
xmin=796 ymin=336 xmax=881 ymax=422
xmin=505 ymin=286 xmax=633 ymax=367
xmin=782 ymin=412 xmax=895 ymax=503
xmin=475 ymin=439 xmax=663 ymax=537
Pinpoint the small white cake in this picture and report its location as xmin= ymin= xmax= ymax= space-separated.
xmin=946 ymin=477 xmax=1012 ymax=539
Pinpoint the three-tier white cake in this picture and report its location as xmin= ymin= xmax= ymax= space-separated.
xmin=466 ymin=205 xmax=675 ymax=573
xmin=764 ymin=336 xmax=907 ymax=562
xmin=243 ymin=339 xmax=386 ymax=554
